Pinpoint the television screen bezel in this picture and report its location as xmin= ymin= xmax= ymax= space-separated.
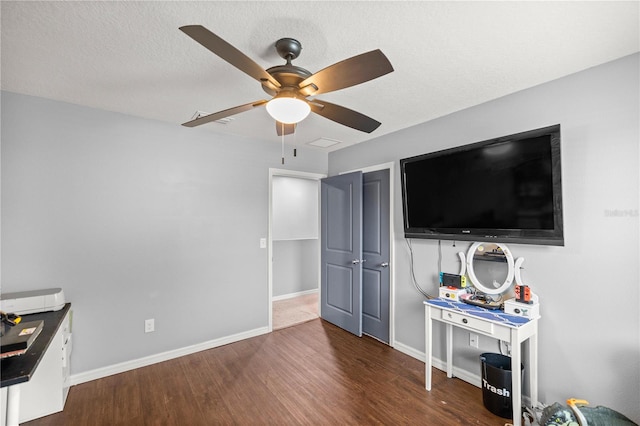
xmin=400 ymin=124 xmax=564 ymax=246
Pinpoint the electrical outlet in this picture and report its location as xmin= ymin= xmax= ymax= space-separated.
xmin=469 ymin=333 xmax=479 ymax=348
xmin=145 ymin=318 xmax=155 ymax=333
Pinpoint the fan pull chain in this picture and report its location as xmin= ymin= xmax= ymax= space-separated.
xmin=293 ymin=129 xmax=297 ymax=157
xmin=281 ymin=122 xmax=285 ymax=165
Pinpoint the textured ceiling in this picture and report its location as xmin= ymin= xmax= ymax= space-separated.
xmin=1 ymin=1 xmax=638 ymax=151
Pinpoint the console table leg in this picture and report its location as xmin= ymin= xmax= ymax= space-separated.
xmin=446 ymin=323 xmax=453 ymax=378
xmin=530 ymin=329 xmax=539 ymax=407
xmin=511 ymin=329 xmax=522 ymax=426
xmin=425 ymin=304 xmax=432 ymax=391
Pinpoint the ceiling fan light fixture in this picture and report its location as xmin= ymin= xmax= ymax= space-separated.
xmin=266 ymin=93 xmax=311 ymax=124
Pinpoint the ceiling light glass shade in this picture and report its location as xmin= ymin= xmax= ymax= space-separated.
xmin=266 ymin=95 xmax=311 ymax=124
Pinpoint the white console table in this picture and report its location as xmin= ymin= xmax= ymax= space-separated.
xmin=424 ymin=298 xmax=539 ymax=426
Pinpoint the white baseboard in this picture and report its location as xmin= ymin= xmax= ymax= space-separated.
xmin=393 ymin=341 xmax=482 ymax=388
xmin=272 ymin=288 xmax=318 ymax=302
xmin=393 ymin=340 xmax=426 ymax=362
xmin=432 ymin=358 xmax=482 ymax=388
xmin=70 ymin=326 xmax=270 ymax=386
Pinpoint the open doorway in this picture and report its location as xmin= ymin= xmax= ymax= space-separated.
xmin=268 ymin=169 xmax=326 ymax=331
xmin=272 ymin=292 xmax=318 ymax=330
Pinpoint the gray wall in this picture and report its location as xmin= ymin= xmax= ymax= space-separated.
xmin=329 ymin=53 xmax=639 ymax=421
xmin=1 ymin=91 xmax=327 ymax=374
xmin=272 ymin=239 xmax=319 ymax=297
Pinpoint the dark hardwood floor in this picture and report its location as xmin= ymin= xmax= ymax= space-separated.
xmin=26 ymin=319 xmax=508 ymax=425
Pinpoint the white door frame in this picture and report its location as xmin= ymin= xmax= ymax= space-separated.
xmin=268 ymin=168 xmax=326 ymax=332
xmin=340 ymin=162 xmax=396 ymax=348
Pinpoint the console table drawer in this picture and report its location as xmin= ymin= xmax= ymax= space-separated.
xmin=441 ymin=310 xmax=494 ymax=334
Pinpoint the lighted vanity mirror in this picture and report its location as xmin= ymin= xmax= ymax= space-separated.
xmin=466 ymin=242 xmax=515 ymax=295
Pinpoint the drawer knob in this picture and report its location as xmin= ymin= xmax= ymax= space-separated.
xmin=462 ymin=318 xmax=468 ymax=324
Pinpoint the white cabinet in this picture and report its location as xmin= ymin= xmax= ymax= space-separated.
xmin=18 ymin=309 xmax=72 ymax=423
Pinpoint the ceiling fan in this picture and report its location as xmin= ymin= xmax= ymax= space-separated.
xmin=179 ymin=25 xmax=394 ymax=136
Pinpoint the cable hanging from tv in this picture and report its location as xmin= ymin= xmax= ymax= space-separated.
xmin=406 ymin=238 xmax=434 ymax=299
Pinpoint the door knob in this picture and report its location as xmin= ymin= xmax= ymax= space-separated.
xmin=380 ymin=262 xmax=389 ymax=268
xmin=352 ymin=259 xmax=361 ymax=265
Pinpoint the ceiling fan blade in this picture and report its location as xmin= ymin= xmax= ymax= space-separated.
xmin=310 ymin=99 xmax=381 ymax=133
xmin=298 ymin=50 xmax=393 ymax=96
xmin=276 ymin=122 xmax=296 ymax=136
xmin=180 ymin=25 xmax=281 ymax=89
xmin=182 ymin=100 xmax=268 ymax=127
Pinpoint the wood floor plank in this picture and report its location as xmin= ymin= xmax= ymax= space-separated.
xmin=24 ymin=319 xmax=507 ymax=425
xmin=180 ymin=351 xmax=236 ymax=423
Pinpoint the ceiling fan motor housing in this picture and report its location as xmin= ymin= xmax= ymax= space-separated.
xmin=262 ymin=64 xmax=311 ymax=96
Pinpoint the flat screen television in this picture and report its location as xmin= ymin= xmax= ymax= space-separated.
xmin=400 ymin=124 xmax=564 ymax=246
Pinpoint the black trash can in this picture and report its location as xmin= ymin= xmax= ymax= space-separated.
xmin=479 ymin=353 xmax=523 ymax=419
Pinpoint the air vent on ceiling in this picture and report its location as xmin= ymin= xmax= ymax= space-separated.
xmin=308 ymin=138 xmax=341 ymax=148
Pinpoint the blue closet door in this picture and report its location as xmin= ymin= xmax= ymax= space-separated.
xmin=362 ymin=169 xmax=390 ymax=343
xmin=320 ymin=172 xmax=363 ymax=336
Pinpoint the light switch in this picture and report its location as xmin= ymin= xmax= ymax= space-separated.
xmin=260 ymin=238 xmax=267 ymax=249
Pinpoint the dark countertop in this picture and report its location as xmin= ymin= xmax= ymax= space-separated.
xmin=1 ymin=303 xmax=71 ymax=387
